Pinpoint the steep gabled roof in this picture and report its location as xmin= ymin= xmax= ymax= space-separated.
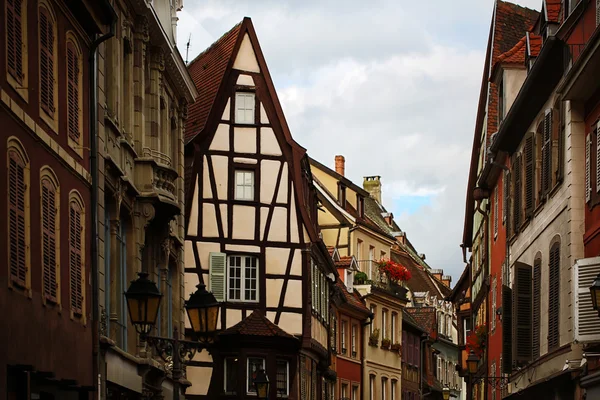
xmin=335 ymin=278 xmax=370 ymax=315
xmin=403 ymin=309 xmax=427 ymax=333
xmin=544 ymin=0 xmax=561 ymax=24
xmin=220 ymin=310 xmax=297 ymax=339
xmin=405 ymin=307 xmax=437 ymax=336
xmin=186 ymin=22 xmax=242 ymax=144
xmin=527 ymin=32 xmax=543 ymax=58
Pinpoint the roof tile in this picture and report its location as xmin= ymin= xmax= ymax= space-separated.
xmin=405 ymin=307 xmax=437 ymax=335
xmin=545 ymin=0 xmax=561 ymax=23
xmin=220 ymin=309 xmax=296 ymax=339
xmin=336 ymin=278 xmax=370 ymax=314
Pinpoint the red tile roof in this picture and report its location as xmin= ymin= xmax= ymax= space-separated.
xmin=335 ymin=256 xmax=353 ymax=269
xmin=336 ymin=278 xmax=370 ymax=314
xmin=391 ymin=251 xmax=451 ymax=298
xmin=220 ymin=310 xmax=296 ymax=339
xmin=405 ymin=307 xmax=437 ymax=336
xmin=527 ymin=33 xmax=542 ymax=57
xmin=185 ymin=21 xmax=242 ymax=144
xmin=545 ymin=0 xmax=561 ymax=23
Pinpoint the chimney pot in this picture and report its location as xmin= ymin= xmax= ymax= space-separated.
xmin=363 ymin=175 xmax=382 ymax=204
xmin=335 ymin=155 xmax=345 ymax=176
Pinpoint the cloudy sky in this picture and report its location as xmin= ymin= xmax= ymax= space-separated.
xmin=176 ymin=0 xmax=542 ymax=284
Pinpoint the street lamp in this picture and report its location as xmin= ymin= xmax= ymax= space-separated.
xmin=253 ymin=368 xmax=270 ymax=399
xmin=590 ymin=273 xmax=600 ymax=315
xmin=125 ymin=273 xmax=221 ymax=400
xmin=466 ymin=350 xmax=479 ymax=375
xmin=442 ymin=385 xmax=450 ymax=400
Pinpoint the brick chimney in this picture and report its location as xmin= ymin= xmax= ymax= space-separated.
xmin=363 ymin=176 xmax=382 ymax=203
xmin=335 ymin=155 xmax=345 ymax=176
xmin=431 ymin=269 xmax=443 ymax=281
xmin=441 ymin=275 xmax=452 ymax=288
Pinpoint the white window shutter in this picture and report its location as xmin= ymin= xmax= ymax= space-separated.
xmin=574 ymin=257 xmax=600 ymax=342
xmin=209 ymin=252 xmax=226 ymax=301
xmin=586 ymin=133 xmax=591 ymax=202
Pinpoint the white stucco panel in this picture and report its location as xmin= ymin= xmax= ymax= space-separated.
xmin=289 ymin=182 xmax=299 ymax=243
xmin=233 ymin=33 xmax=260 ymax=73
xmin=260 ymin=207 xmax=269 ymax=240
xmin=184 ymin=240 xmax=195 ymax=269
xmin=276 ymin=163 xmax=288 ymax=203
xmin=237 ymin=74 xmax=255 ymax=86
xmin=186 ymin=365 xmax=212 ymax=395
xmin=211 ymin=155 xmax=229 ymax=200
xmin=290 ymin=249 xmax=302 ymax=275
xmin=260 ymin=103 xmax=269 ymax=124
xmin=225 ymin=244 xmax=261 ymax=253
xmin=284 ymin=280 xmax=302 ymax=308
xmin=202 ymin=204 xmax=219 ymax=237
xmin=232 ymin=205 xmax=255 ymax=240
xmin=266 ymin=311 xmax=277 ymax=324
xmin=209 ymin=123 xmax=229 ymax=151
xmin=265 ymin=247 xmax=291 ymax=275
xmin=267 ymin=207 xmax=287 ymax=242
xmin=197 ymin=242 xmax=221 ymax=271
xmin=220 ymin=204 xmax=228 ymax=238
xmin=187 ymin=177 xmax=199 ymax=236
xmin=260 ymin=127 xmax=281 ymax=156
xmin=266 ymin=278 xmax=284 ymax=308
xmin=260 ymin=160 xmax=280 ymax=203
xmin=222 ymin=98 xmax=230 ymax=121
xmin=226 ymin=309 xmax=242 ymax=329
xmin=234 ymin=127 xmax=257 ymax=153
xmin=202 ymin=156 xmax=212 ymax=199
xmin=303 ymin=226 xmax=310 ymax=243
xmin=279 ymin=313 xmax=302 ymax=336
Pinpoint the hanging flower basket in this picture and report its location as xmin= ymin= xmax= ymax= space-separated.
xmin=466 ymin=325 xmax=487 ymax=358
xmin=377 ymin=259 xmax=411 ymax=283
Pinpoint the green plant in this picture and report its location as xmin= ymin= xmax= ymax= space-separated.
xmin=381 ymin=337 xmax=391 ymax=349
xmin=354 ymin=271 xmax=368 ymax=284
xmin=390 ymin=342 xmax=401 ymax=351
xmin=368 ymin=328 xmax=380 ymax=346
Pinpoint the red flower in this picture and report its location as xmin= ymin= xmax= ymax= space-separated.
xmin=466 ymin=325 xmax=487 ymax=357
xmin=378 ymin=259 xmax=412 ymax=282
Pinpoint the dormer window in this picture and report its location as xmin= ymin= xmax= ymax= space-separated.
xmin=357 ymin=195 xmax=364 ymax=217
xmin=338 ymin=184 xmax=347 ymax=208
xmin=235 ymin=92 xmax=255 ymax=124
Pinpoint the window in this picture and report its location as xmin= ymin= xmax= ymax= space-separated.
xmin=66 ymin=38 xmax=83 ymax=148
xmin=498 ymin=78 xmax=505 ymax=125
xmin=491 ymin=276 xmax=497 ymax=332
xmin=115 ymin=218 xmax=128 ymax=349
xmin=512 ymin=153 xmax=522 ymax=233
xmin=235 ymin=92 xmax=255 ymax=124
xmin=503 ymin=170 xmax=508 ymax=225
xmin=391 ymin=313 xmax=397 ymax=343
xmin=224 ymin=357 xmax=239 ymax=395
xmin=330 ymin=314 xmax=337 ymax=351
xmin=369 ymin=375 xmax=375 ymax=400
xmin=276 ymin=359 xmax=289 ymax=397
xmin=357 ymin=239 xmax=363 ymax=262
xmin=247 ymin=357 xmax=265 ymax=394
xmin=39 ymin=4 xmax=57 ymax=118
xmin=391 ymin=380 xmax=397 ymax=400
xmin=341 ymin=383 xmax=349 ymax=399
xmin=491 ymin=362 xmax=497 ymax=400
xmin=338 ymin=184 xmax=347 ymax=207
xmin=311 ymin=260 xmax=329 ymax=322
xmin=382 ymin=309 xmax=388 ymax=340
xmin=381 ymin=377 xmax=387 ymax=400
xmin=494 ymin=187 xmax=498 ymax=238
xmin=352 ymin=385 xmax=359 ymax=400
xmin=514 ymin=262 xmax=532 ymax=364
xmin=541 ymin=110 xmax=553 ymax=197
xmin=69 ymin=195 xmax=84 ymax=316
xmin=357 ymin=195 xmax=365 ymax=217
xmin=351 ymin=324 xmax=357 ymax=356
xmin=341 ymin=320 xmax=347 ymax=353
xmin=368 ymin=246 xmax=375 ymax=280
xmin=235 ymin=170 xmax=254 ymax=201
xmin=548 ymin=240 xmax=560 ymax=351
xmin=533 ymin=256 xmax=541 ymax=360
xmin=370 ymin=305 xmax=376 ymax=335
xmin=524 ymin=133 xmax=535 ymax=217
xmin=227 ymin=255 xmax=258 ymax=302
xmin=8 ymin=141 xmax=29 ymax=289
xmin=596 ymin=124 xmax=600 ymax=194
xmin=41 ymin=171 xmax=59 ymax=303
xmin=6 ymin=0 xmax=25 ymax=84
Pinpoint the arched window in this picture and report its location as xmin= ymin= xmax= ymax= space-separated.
xmin=548 ymin=238 xmax=561 ymax=351
xmin=66 ymin=34 xmax=83 ymax=152
xmin=532 ymin=253 xmax=542 ymax=360
xmin=69 ymin=192 xmax=85 ymax=317
xmin=39 ymin=2 xmax=58 ymax=125
xmin=40 ymin=167 xmax=59 ymax=303
xmin=6 ymin=0 xmax=25 ymax=84
xmin=7 ymin=137 xmax=30 ymax=290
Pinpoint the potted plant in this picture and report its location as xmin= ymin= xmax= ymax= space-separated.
xmin=381 ymin=337 xmax=391 ymax=349
xmin=368 ymin=328 xmax=380 ymax=347
xmin=390 ymin=342 xmax=401 ymax=352
xmin=354 ymin=271 xmax=368 ymax=285
xmin=377 ymin=259 xmax=412 ymax=284
xmin=466 ymin=325 xmax=487 ymax=358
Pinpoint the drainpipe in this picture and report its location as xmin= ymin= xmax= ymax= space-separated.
xmin=420 ymin=333 xmax=429 ymax=399
xmin=89 ymin=5 xmax=117 ymax=399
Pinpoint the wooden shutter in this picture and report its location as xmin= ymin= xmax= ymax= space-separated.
xmin=39 ymin=7 xmax=55 ymax=116
xmin=532 ymin=258 xmax=541 ymax=360
xmin=586 ymin=133 xmax=592 ymax=202
xmin=503 ymin=170 xmax=508 ymax=225
xmin=596 ymin=127 xmax=600 ymax=193
xmin=502 ymin=285 xmax=512 ymax=373
xmin=548 ymin=243 xmax=560 ymax=351
xmin=209 ymin=252 xmax=226 ymax=301
xmin=512 ymin=154 xmax=522 ymax=233
xmin=513 ymin=262 xmax=532 ymax=364
xmin=42 ymin=180 xmax=58 ymax=302
xmin=494 ymin=187 xmax=499 ymax=237
xmin=67 ymin=43 xmax=80 ymax=142
xmin=524 ymin=134 xmax=535 ymax=217
xmin=69 ymin=202 xmax=83 ymax=314
xmin=8 ymin=151 xmax=27 ymax=286
xmin=574 ymin=258 xmax=600 ymax=342
xmin=6 ymin=0 xmax=24 ymax=83
xmin=597 ymin=0 xmax=600 ymax=27
xmin=541 ymin=110 xmax=552 ymax=196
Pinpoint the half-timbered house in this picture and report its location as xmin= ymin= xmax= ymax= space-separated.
xmin=183 ymin=18 xmax=337 ymax=399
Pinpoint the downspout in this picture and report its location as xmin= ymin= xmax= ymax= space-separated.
xmin=90 ymin=6 xmax=117 ymax=399
xmin=420 ymin=333 xmax=429 ymax=399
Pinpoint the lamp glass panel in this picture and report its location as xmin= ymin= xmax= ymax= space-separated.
xmin=186 ymin=307 xmax=201 ymax=334
xmin=146 ymin=296 xmax=161 ymax=325
xmin=256 ymin=383 xmax=268 ymax=398
xmin=207 ymin=305 xmax=219 ymax=333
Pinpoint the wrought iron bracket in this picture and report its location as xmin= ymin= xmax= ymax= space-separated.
xmin=471 ymin=376 xmax=509 ymax=390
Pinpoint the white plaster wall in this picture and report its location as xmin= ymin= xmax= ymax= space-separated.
xmin=237 ymin=74 xmax=254 ymax=86
xmin=261 ymin=127 xmax=281 ymax=156
xmin=203 ymin=156 xmax=212 ymax=199
xmin=226 ymin=309 xmax=242 ymax=328
xmin=266 ymin=247 xmax=291 ymax=275
xmin=233 ymin=33 xmax=260 ymax=73
xmin=260 ymin=160 xmax=280 ymax=203
xmin=232 ymin=205 xmax=255 ymax=240
xmin=234 ymin=127 xmax=257 ymax=153
xmin=211 ymin=155 xmax=228 ymax=200
xmin=266 ymin=279 xmax=284 ymax=308
xmin=284 ymin=280 xmax=302 ymax=308
xmin=184 ymin=241 xmax=195 ymax=268
xmin=225 ymin=244 xmax=260 ymax=253
xmin=279 ymin=312 xmax=302 ymax=336
xmin=504 ymin=68 xmax=527 ymax=116
xmin=290 ymin=249 xmax=302 ymax=275
xmin=222 ymin=98 xmax=230 ymax=121
xmin=202 ymin=204 xmax=218 ymax=237
xmin=187 ymin=178 xmax=199 ymax=236
xmin=196 ymin=242 xmax=221 ymax=271
xmin=290 ymin=182 xmax=300 ymax=243
xmin=209 ymin=123 xmax=229 ymax=151
xmin=267 ymin=207 xmax=287 ymax=242
xmin=276 ymin=163 xmax=288 ymax=203
xmin=220 ymin=204 xmax=228 ymax=237
xmin=260 ymin=103 xmax=269 ymax=124
xmin=260 ymin=207 xmax=269 ymax=239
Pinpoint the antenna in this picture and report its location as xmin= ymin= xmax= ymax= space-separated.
xmin=185 ymin=33 xmax=191 ymax=65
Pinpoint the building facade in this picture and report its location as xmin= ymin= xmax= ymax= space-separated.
xmin=95 ymin=0 xmax=197 ymax=398
xmin=1 ymin=0 xmax=111 ymax=398
xmin=182 ymin=17 xmax=337 ymax=399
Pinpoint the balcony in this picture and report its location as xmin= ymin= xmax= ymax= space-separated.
xmin=353 ymin=260 xmax=409 ymax=300
xmin=135 ymin=150 xmax=180 ymax=219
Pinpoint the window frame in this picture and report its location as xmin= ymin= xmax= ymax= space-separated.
xmin=234 ymin=169 xmax=255 ymax=201
xmin=226 ymin=254 xmax=259 ymax=303
xmin=68 ymin=193 xmax=85 ymax=321
xmin=341 ymin=320 xmax=347 ymax=354
xmin=235 ymin=91 xmax=256 ymax=124
xmin=276 ymin=359 xmax=290 ymax=397
xmin=40 ymin=167 xmax=60 ymax=305
xmin=247 ymin=357 xmax=266 ymax=394
xmin=224 ymin=357 xmax=239 ymax=395
xmin=38 ymin=1 xmax=59 ymax=132
xmin=66 ymin=33 xmax=84 ymax=157
xmin=6 ymin=0 xmax=28 ymax=101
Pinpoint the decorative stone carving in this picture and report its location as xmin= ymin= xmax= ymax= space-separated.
xmin=135 ymin=15 xmax=150 ymax=42
xmin=100 ymin=306 xmax=108 ymax=336
xmin=150 ymin=46 xmax=165 ymax=71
